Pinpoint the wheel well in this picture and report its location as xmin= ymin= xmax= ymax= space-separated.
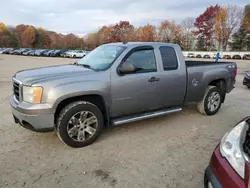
xmin=208 ymin=79 xmax=226 ymax=103
xmin=54 ymin=95 xmax=108 ymax=125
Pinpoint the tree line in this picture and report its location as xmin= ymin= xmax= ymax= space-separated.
xmin=0 ymin=4 xmax=249 ymax=51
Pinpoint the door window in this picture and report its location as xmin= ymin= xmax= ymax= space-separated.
xmin=123 ymin=49 xmax=157 ymax=73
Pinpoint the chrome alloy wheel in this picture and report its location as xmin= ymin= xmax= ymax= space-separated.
xmin=207 ymin=91 xmax=221 ymax=112
xmin=67 ymin=111 xmax=98 ymax=142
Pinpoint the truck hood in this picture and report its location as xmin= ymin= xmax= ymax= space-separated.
xmin=14 ymin=64 xmax=95 ymax=85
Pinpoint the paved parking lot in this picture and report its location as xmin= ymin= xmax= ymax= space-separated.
xmin=0 ymin=55 xmax=250 ymax=188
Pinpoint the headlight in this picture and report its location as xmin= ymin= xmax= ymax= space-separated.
xmin=220 ymin=121 xmax=248 ymax=178
xmin=246 ymin=73 xmax=250 ymax=78
xmin=23 ymin=86 xmax=43 ymax=104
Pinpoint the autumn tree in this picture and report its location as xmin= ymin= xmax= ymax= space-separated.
xmin=97 ymin=21 xmax=134 ymax=44
xmin=48 ymin=32 xmax=63 ymax=49
xmin=158 ymin=21 xmax=172 ymax=42
xmin=0 ymin=22 xmax=9 ymax=47
xmin=35 ymin=28 xmax=52 ymax=48
xmin=214 ymin=5 xmax=242 ymax=50
xmin=194 ymin=5 xmax=221 ymax=51
xmin=84 ymin=33 xmax=99 ymax=50
xmin=97 ymin=26 xmax=112 ymax=44
xmin=114 ymin=21 xmax=134 ymax=42
xmin=63 ymin=34 xmax=82 ymax=49
xmin=181 ymin=17 xmax=195 ymax=50
xmin=157 ymin=20 xmax=184 ymax=48
xmin=136 ymin=24 xmax=156 ymax=42
xmin=242 ymin=4 xmax=250 ymax=31
xmin=21 ymin=26 xmax=37 ymax=48
xmin=0 ymin=24 xmax=18 ymax=47
xmin=0 ymin=22 xmax=7 ymax=35
xmin=15 ymin=24 xmax=28 ymax=47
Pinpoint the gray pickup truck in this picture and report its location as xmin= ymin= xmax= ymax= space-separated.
xmin=10 ymin=42 xmax=237 ymax=147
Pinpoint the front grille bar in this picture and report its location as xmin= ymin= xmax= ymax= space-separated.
xmin=12 ymin=77 xmax=22 ymax=103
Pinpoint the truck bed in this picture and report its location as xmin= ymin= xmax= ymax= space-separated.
xmin=184 ymin=60 xmax=237 ymax=103
xmin=185 ymin=61 xmax=233 ymax=67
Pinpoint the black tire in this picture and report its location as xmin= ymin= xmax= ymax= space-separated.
xmin=57 ymin=101 xmax=104 ymax=148
xmin=197 ymin=86 xmax=222 ymax=116
xmin=73 ymin=55 xmax=76 ymax=58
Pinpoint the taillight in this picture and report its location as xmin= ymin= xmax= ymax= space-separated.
xmin=234 ymin=67 xmax=237 ymax=77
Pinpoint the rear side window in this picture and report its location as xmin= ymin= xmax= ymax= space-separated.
xmin=159 ymin=46 xmax=178 ymax=70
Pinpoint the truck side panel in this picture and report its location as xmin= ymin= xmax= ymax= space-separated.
xmin=185 ymin=64 xmax=236 ymax=103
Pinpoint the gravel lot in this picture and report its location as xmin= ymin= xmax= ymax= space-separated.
xmin=0 ymin=55 xmax=250 ymax=188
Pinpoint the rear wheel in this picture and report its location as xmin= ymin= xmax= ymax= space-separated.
xmin=56 ymin=101 xmax=104 ymax=148
xmin=73 ymin=55 xmax=76 ymax=58
xmin=197 ymin=86 xmax=222 ymax=116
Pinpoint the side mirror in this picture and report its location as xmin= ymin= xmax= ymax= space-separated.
xmin=118 ymin=63 xmax=135 ymax=75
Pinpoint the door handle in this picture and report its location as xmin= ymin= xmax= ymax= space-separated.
xmin=148 ymin=77 xmax=160 ymax=82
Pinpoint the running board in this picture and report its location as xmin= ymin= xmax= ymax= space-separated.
xmin=112 ymin=107 xmax=182 ymax=126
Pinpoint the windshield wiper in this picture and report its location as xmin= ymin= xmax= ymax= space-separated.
xmin=74 ymin=62 xmax=93 ymax=70
xmin=80 ymin=64 xmax=91 ymax=69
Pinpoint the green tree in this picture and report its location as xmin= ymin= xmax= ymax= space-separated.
xmin=0 ymin=24 xmax=19 ymax=47
xmin=196 ymin=36 xmax=207 ymax=51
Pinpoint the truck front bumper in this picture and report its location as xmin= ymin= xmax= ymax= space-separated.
xmin=10 ymin=95 xmax=54 ymax=132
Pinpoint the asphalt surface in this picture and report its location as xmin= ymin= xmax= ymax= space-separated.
xmin=0 ymin=55 xmax=250 ymax=188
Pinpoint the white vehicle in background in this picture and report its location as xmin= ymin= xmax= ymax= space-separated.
xmin=0 ymin=48 xmax=6 ymax=54
xmin=65 ymin=50 xmax=87 ymax=58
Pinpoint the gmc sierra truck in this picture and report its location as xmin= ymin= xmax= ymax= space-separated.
xmin=10 ymin=42 xmax=237 ymax=148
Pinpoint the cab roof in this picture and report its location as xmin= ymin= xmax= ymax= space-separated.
xmin=104 ymin=42 xmax=179 ymax=48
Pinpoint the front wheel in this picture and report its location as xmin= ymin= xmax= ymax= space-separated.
xmin=197 ymin=86 xmax=222 ymax=116
xmin=57 ymin=101 xmax=104 ymax=148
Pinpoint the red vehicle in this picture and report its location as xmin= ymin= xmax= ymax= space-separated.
xmin=222 ymin=55 xmax=232 ymax=59
xmin=243 ymin=54 xmax=250 ymax=60
xmin=205 ymin=117 xmax=250 ymax=188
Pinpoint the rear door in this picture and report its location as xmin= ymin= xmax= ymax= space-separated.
xmin=111 ymin=46 xmax=163 ymax=117
xmin=158 ymin=46 xmax=186 ymax=107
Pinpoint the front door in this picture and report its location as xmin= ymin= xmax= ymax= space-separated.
xmin=110 ymin=47 xmax=162 ymax=117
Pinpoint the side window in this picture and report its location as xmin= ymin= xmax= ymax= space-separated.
xmin=159 ymin=46 xmax=178 ymax=70
xmin=124 ymin=49 xmax=157 ymax=73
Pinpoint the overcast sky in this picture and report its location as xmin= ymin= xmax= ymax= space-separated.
xmin=1 ymin=0 xmax=249 ymax=36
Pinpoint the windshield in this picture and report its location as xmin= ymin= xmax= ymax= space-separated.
xmin=77 ymin=45 xmax=126 ymax=70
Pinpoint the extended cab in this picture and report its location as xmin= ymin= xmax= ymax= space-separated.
xmin=10 ymin=42 xmax=237 ymax=148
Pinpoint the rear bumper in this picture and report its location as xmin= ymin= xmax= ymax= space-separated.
xmin=10 ymin=95 xmax=54 ymax=132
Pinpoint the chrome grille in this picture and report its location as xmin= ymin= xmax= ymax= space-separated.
xmin=13 ymin=78 xmax=22 ymax=102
